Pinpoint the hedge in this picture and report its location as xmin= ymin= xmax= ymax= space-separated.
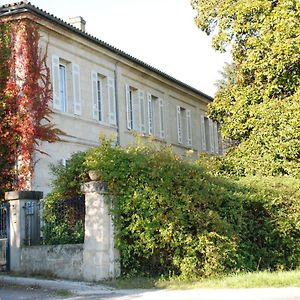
xmin=45 ymin=138 xmax=300 ymax=278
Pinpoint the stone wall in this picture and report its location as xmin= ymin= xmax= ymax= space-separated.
xmin=6 ymin=183 xmax=120 ymax=281
xmin=20 ymin=244 xmax=83 ymax=280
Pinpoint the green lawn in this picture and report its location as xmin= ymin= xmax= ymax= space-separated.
xmin=104 ymin=270 xmax=300 ymax=290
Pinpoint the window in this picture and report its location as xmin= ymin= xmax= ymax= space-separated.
xmin=126 ymin=85 xmax=165 ymax=138
xmin=159 ymin=98 xmax=165 ymax=139
xmin=125 ymin=85 xmax=142 ymax=131
xmin=108 ymin=77 xmax=116 ymax=125
xmin=200 ymin=112 xmax=206 ymax=151
xmin=147 ymin=94 xmax=156 ymax=135
xmin=202 ymin=116 xmax=219 ymax=154
xmin=147 ymin=94 xmax=165 ymax=138
xmin=92 ymin=72 xmax=116 ymax=125
xmin=176 ymin=106 xmax=192 ymax=147
xmin=72 ymin=64 xmax=81 ymax=115
xmin=139 ymin=90 xmax=146 ymax=133
xmin=92 ymin=72 xmax=103 ymax=122
xmin=125 ymin=85 xmax=135 ymax=130
xmin=52 ymin=55 xmax=81 ymax=114
xmin=58 ymin=64 xmax=67 ymax=112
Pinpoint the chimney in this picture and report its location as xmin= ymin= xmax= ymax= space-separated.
xmin=69 ymin=16 xmax=86 ymax=32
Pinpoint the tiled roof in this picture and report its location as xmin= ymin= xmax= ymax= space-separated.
xmin=0 ymin=1 xmax=213 ymax=101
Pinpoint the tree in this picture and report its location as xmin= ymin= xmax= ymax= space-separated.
xmin=192 ymin=0 xmax=300 ymax=176
xmin=0 ymin=19 xmax=58 ymax=197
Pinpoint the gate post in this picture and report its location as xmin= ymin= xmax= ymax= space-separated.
xmin=5 ymin=191 xmax=43 ymax=272
xmin=81 ymin=181 xmax=120 ymax=281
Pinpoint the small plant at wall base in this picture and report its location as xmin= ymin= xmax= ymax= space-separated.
xmin=0 ymin=19 xmax=58 ymax=198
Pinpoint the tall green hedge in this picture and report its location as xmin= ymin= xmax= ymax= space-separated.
xmin=85 ymin=139 xmax=300 ymax=277
xmin=46 ymin=139 xmax=300 ymax=278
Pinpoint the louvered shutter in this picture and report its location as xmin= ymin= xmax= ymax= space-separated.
xmin=108 ymin=76 xmax=116 ymax=125
xmin=186 ymin=109 xmax=192 ymax=147
xmin=176 ymin=106 xmax=182 ymax=144
xmin=200 ymin=112 xmax=206 ymax=151
xmin=159 ymin=98 xmax=165 ymax=139
xmin=91 ymin=72 xmax=99 ymax=120
xmin=208 ymin=119 xmax=214 ymax=153
xmin=72 ymin=63 xmax=81 ymax=115
xmin=125 ymin=84 xmax=132 ymax=129
xmin=52 ymin=55 xmax=61 ymax=110
xmin=147 ymin=93 xmax=153 ymax=135
xmin=139 ymin=90 xmax=145 ymax=133
xmin=213 ymin=122 xmax=219 ymax=154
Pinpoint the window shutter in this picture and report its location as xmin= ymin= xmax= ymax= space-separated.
xmin=91 ymin=72 xmax=99 ymax=120
xmin=186 ymin=109 xmax=192 ymax=147
xmin=147 ymin=93 xmax=153 ymax=135
xmin=200 ymin=112 xmax=206 ymax=151
xmin=52 ymin=55 xmax=61 ymax=110
xmin=125 ymin=84 xmax=132 ymax=129
xmin=213 ymin=122 xmax=219 ymax=154
xmin=72 ymin=63 xmax=81 ymax=115
xmin=159 ymin=98 xmax=165 ymax=139
xmin=108 ymin=76 xmax=116 ymax=125
xmin=176 ymin=105 xmax=182 ymax=144
xmin=139 ymin=90 xmax=145 ymax=133
xmin=208 ymin=119 xmax=214 ymax=153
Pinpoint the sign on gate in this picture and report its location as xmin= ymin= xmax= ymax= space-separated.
xmin=0 ymin=203 xmax=9 ymax=271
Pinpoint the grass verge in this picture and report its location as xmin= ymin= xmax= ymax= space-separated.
xmin=103 ymin=270 xmax=300 ymax=289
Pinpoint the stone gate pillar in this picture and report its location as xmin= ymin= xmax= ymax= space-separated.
xmin=5 ymin=191 xmax=43 ymax=272
xmin=81 ymin=181 xmax=120 ymax=281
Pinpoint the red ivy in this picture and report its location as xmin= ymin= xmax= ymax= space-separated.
xmin=0 ymin=19 xmax=58 ymax=194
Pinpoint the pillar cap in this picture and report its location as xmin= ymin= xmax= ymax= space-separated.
xmin=5 ymin=191 xmax=43 ymax=201
xmin=81 ymin=181 xmax=108 ymax=194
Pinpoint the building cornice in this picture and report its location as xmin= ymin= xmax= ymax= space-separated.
xmin=0 ymin=1 xmax=213 ymax=102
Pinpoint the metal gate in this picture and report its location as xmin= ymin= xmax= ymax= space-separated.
xmin=0 ymin=203 xmax=10 ymax=271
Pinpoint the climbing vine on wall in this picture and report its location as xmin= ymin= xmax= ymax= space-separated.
xmin=0 ymin=19 xmax=58 ymax=197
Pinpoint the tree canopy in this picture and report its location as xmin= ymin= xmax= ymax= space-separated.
xmin=192 ymin=0 xmax=300 ymax=176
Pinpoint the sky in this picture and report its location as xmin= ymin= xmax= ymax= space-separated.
xmin=0 ymin=0 xmax=231 ymax=97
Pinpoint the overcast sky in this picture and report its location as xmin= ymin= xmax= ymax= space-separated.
xmin=0 ymin=0 xmax=231 ymax=96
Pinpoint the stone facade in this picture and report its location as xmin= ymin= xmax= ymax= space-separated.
xmin=0 ymin=2 xmax=221 ymax=195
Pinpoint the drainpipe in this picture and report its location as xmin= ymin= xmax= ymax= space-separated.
xmin=114 ymin=62 xmax=120 ymax=146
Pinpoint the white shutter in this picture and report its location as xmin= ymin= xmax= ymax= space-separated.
xmin=176 ymin=105 xmax=182 ymax=144
xmin=213 ymin=122 xmax=219 ymax=154
xmin=52 ymin=55 xmax=61 ymax=110
xmin=208 ymin=119 xmax=214 ymax=153
xmin=125 ymin=84 xmax=132 ymax=129
xmin=72 ymin=63 xmax=81 ymax=115
xmin=91 ymin=72 xmax=99 ymax=120
xmin=159 ymin=98 xmax=165 ymax=139
xmin=200 ymin=112 xmax=206 ymax=151
xmin=186 ymin=109 xmax=192 ymax=147
xmin=147 ymin=93 xmax=153 ymax=135
xmin=139 ymin=90 xmax=145 ymax=133
xmin=108 ymin=76 xmax=116 ymax=125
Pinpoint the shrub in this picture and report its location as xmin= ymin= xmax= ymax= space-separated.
xmin=46 ymin=138 xmax=300 ymax=277
xmin=42 ymin=152 xmax=88 ymax=244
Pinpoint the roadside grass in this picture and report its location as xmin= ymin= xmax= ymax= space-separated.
xmin=104 ymin=269 xmax=300 ymax=290
xmin=54 ymin=289 xmax=72 ymax=296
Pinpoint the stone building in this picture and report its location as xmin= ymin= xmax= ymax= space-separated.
xmin=0 ymin=1 xmax=220 ymax=194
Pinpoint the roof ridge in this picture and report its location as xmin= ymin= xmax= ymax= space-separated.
xmin=0 ymin=1 xmax=213 ymax=101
